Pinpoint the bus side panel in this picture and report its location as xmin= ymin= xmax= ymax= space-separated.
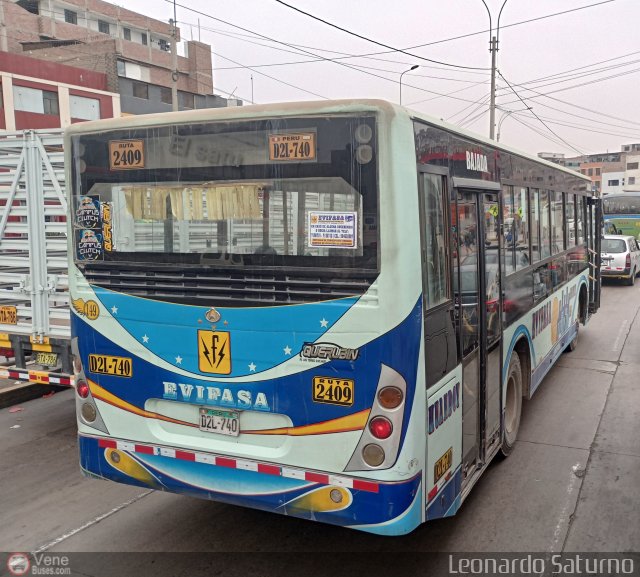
xmin=502 ymin=272 xmax=588 ymax=398
xmin=425 ymin=366 xmax=463 ymax=520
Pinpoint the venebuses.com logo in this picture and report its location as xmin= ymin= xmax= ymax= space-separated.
xmin=6 ymin=553 xmax=71 ymax=575
xmin=7 ymin=554 xmax=30 ymax=576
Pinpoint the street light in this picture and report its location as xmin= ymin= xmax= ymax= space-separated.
xmin=480 ymin=0 xmax=508 ymax=139
xmin=496 ymin=107 xmax=532 ymax=142
xmin=399 ymin=65 xmax=419 ymax=106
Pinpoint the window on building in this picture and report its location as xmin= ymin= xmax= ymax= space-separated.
xmin=17 ymin=1 xmax=39 ymax=15
xmin=123 ymin=27 xmax=131 ymax=41
xmin=117 ymin=60 xmax=126 ymax=76
xmin=70 ymin=94 xmax=100 ymax=120
xmin=13 ymin=85 xmax=60 ymax=116
xmin=630 ymin=177 xmax=637 ymax=185
xmin=159 ymin=86 xmax=172 ymax=105
xmin=43 ymin=91 xmax=59 ymax=115
xmin=64 ymin=9 xmax=77 ymax=24
xmin=179 ymin=91 xmax=195 ymax=109
xmin=627 ymin=162 xmax=639 ymax=170
xmin=132 ymin=81 xmax=149 ymax=99
xmin=141 ymin=33 xmax=148 ymax=45
xmin=587 ymin=168 xmax=593 ymax=176
xmin=98 ymin=20 xmax=110 ymax=34
xmin=596 ymin=168 xmax=601 ymax=176
xmin=608 ymin=179 xmax=620 ymax=186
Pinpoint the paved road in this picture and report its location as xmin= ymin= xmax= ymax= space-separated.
xmin=1 ymin=283 xmax=639 ymax=563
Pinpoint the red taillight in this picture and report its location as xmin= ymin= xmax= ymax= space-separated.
xmin=369 ymin=416 xmax=393 ymax=439
xmin=626 ymin=254 xmax=631 ymax=267
xmin=76 ymin=380 xmax=89 ymax=398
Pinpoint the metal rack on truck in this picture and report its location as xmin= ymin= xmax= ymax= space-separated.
xmin=0 ymin=130 xmax=72 ymax=386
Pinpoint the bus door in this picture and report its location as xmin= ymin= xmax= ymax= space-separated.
xmin=454 ymin=184 xmax=502 ymax=489
xmin=587 ymin=196 xmax=602 ymax=315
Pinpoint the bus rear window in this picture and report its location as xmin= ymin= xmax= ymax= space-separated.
xmin=71 ymin=116 xmax=378 ymax=271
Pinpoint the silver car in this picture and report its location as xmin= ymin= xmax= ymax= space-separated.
xmin=601 ymin=235 xmax=640 ymax=285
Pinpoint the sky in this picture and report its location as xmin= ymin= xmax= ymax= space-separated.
xmin=124 ymin=0 xmax=640 ymax=158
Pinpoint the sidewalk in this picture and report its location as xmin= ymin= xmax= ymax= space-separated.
xmin=561 ymin=307 xmax=640 ymax=551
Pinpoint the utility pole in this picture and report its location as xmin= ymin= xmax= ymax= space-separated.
xmin=169 ymin=0 xmax=179 ymax=112
xmin=481 ymin=0 xmax=508 ymax=140
xmin=489 ymin=35 xmax=497 ymax=140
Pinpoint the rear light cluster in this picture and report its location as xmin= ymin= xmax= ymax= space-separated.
xmin=626 ymin=254 xmax=631 ymax=268
xmin=362 ymin=387 xmax=403 ymax=466
xmin=346 ymin=365 xmax=407 ymax=471
xmin=73 ymin=351 xmax=97 ymax=424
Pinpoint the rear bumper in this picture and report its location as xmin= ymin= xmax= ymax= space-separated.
xmin=601 ymin=267 xmax=631 ymax=278
xmin=79 ymin=434 xmax=423 ymax=535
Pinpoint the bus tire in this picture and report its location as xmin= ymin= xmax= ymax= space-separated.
xmin=566 ymin=323 xmax=579 ymax=352
xmin=501 ymin=352 xmax=523 ymax=458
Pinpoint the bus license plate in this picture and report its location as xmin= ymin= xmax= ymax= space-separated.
xmin=434 ymin=447 xmax=453 ymax=483
xmin=36 ymin=352 xmax=58 ymax=367
xmin=199 ymin=408 xmax=240 ymax=437
xmin=88 ymin=354 xmax=133 ymax=377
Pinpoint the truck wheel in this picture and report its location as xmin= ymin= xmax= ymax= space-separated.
xmin=501 ymin=352 xmax=523 ymax=458
xmin=628 ymin=270 xmax=636 ymax=286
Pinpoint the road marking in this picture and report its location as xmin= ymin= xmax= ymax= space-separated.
xmin=34 ymin=490 xmax=152 ymax=552
xmin=551 ymin=462 xmax=583 ymax=552
xmin=612 ymin=319 xmax=629 ymax=352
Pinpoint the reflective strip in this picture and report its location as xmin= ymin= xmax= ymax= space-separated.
xmin=89 ymin=436 xmax=379 ymax=493
xmin=0 ymin=367 xmax=73 ymax=386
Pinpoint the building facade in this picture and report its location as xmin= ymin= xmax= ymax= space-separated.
xmin=0 ymin=51 xmax=119 ymax=130
xmin=1 ymin=0 xmax=234 ymax=115
xmin=600 ymin=170 xmax=625 ymax=196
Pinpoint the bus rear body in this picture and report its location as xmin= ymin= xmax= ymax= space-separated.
xmin=67 ymin=100 xmax=597 ymax=536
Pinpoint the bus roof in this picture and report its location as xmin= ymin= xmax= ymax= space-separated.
xmin=65 ymin=98 xmax=590 ymax=183
xmin=603 ymin=191 xmax=640 ymax=197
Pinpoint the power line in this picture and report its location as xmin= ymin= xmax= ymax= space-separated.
xmin=214 ymin=51 xmax=328 ymax=100
xmin=497 ymin=72 xmax=640 ymax=127
xmin=498 ymin=71 xmax=585 ymax=155
xmin=199 ymin=0 xmax=618 ymax=74
xmin=165 ymin=0 xmax=501 ymax=106
xmin=271 ymin=0 xmax=489 ymax=71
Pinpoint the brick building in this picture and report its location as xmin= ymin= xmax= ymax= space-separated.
xmin=0 ymin=0 xmax=233 ymax=115
xmin=0 ymin=51 xmax=119 ymax=129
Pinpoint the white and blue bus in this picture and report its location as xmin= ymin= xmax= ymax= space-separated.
xmin=66 ymin=100 xmax=600 ymax=535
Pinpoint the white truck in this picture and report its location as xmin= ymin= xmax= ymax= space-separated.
xmin=0 ymin=129 xmax=73 ymax=386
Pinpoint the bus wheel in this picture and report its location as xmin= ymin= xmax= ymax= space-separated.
xmin=566 ymin=323 xmax=579 ymax=352
xmin=501 ymin=352 xmax=523 ymax=457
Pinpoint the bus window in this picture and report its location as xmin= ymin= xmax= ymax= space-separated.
xmin=421 ymin=174 xmax=449 ymax=308
xmin=577 ymin=196 xmax=585 ymax=244
xmin=550 ymin=191 xmax=564 ymax=255
xmin=529 ymin=189 xmax=541 ymax=263
xmin=502 ymin=185 xmax=515 ymax=275
xmin=514 ymin=187 xmax=529 ymax=271
xmin=540 ymin=191 xmax=552 ymax=259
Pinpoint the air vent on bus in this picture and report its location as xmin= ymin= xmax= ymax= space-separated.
xmin=80 ymin=266 xmax=377 ymax=307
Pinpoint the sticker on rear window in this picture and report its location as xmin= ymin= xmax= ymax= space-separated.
xmin=308 ymin=211 xmax=358 ymax=249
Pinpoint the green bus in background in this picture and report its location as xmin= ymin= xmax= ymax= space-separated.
xmin=603 ymin=192 xmax=640 ymax=237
